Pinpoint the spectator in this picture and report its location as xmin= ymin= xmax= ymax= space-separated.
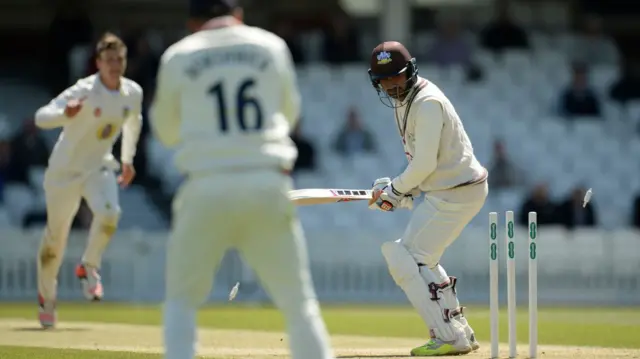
xmin=556 ymin=186 xmax=597 ymax=229
xmin=274 ymin=21 xmax=305 ymax=64
xmin=126 ymin=34 xmax=160 ymax=95
xmin=569 ymin=15 xmax=619 ymax=67
xmin=291 ymin=123 xmax=316 ymax=172
xmin=0 ymin=116 xmax=24 ymax=187
xmin=85 ymin=47 xmax=98 ymax=76
xmin=8 ymin=118 xmax=50 ymax=186
xmin=429 ymin=16 xmax=484 ymax=82
xmin=322 ymin=14 xmax=360 ymax=64
xmin=429 ymin=17 xmax=473 ymax=67
xmin=488 ymin=139 xmax=521 ymax=189
xmin=609 ymin=61 xmax=640 ymax=104
xmin=0 ymin=139 xmax=11 ymax=203
xmin=633 ymin=195 xmax=640 ymax=229
xmin=560 ymin=63 xmax=601 ymax=118
xmin=479 ymin=0 xmax=529 ymax=53
xmin=333 ymin=107 xmax=376 ymax=155
xmin=518 ymin=183 xmax=557 ymax=225
xmin=126 ymin=34 xmax=160 ymax=156
xmin=46 ymin=0 xmax=93 ymax=94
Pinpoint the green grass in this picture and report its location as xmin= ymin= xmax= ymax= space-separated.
xmin=1 ymin=303 xmax=640 ymax=349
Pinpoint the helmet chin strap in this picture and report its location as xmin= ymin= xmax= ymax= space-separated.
xmin=377 ymin=80 xmax=414 ymax=108
xmin=369 ymin=58 xmax=419 ymax=109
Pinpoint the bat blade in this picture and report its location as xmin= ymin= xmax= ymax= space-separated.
xmin=289 ymin=188 xmax=373 ymax=206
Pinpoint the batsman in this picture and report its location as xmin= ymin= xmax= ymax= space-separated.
xmin=367 ymin=41 xmax=488 ymax=356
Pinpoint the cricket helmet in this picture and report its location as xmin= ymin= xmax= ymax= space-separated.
xmin=368 ymin=41 xmax=418 ymax=108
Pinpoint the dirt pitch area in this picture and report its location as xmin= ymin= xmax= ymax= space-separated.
xmin=1 ymin=319 xmax=639 ymax=358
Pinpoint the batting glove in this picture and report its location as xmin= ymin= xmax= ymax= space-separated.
xmin=369 ymin=177 xmax=415 ymax=211
xmin=372 ymin=177 xmax=392 ymax=192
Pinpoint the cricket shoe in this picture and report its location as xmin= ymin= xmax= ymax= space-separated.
xmin=410 ymin=337 xmax=472 ymax=357
xmin=75 ymin=263 xmax=103 ymax=301
xmin=38 ymin=294 xmax=56 ymax=329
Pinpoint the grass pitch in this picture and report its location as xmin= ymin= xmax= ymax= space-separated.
xmin=0 ymin=303 xmax=639 ymax=358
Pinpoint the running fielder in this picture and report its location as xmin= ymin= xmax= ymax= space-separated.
xmin=150 ymin=1 xmax=334 ymax=359
xmin=367 ymin=41 xmax=488 ymax=356
xmin=34 ymin=33 xmax=142 ymax=328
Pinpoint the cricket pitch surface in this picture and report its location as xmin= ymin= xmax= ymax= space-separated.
xmin=1 ymin=319 xmax=639 ymax=358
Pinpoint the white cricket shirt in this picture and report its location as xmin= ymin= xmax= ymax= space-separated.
xmin=35 ymin=74 xmax=143 ymax=173
xmin=150 ymin=22 xmax=300 ymax=175
xmin=390 ymin=77 xmax=487 ymax=194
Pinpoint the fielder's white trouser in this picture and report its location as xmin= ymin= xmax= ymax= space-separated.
xmin=38 ymin=168 xmax=121 ymax=300
xmin=381 ymin=182 xmax=488 ymax=342
xmin=163 ymin=171 xmax=333 ymax=359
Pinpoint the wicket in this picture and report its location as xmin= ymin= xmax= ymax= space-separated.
xmin=489 ymin=211 xmax=538 ymax=359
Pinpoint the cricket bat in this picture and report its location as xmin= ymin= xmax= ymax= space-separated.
xmin=288 ymin=188 xmax=377 ymax=206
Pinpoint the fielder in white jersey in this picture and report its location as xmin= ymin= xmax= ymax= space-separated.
xmin=150 ymin=1 xmax=333 ymax=359
xmin=34 ymin=33 xmax=142 ymax=328
xmin=367 ymin=41 xmax=488 ymax=357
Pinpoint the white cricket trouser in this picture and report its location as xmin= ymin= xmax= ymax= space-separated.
xmin=38 ymin=168 xmax=120 ymax=300
xmin=401 ymin=181 xmax=488 ymax=267
xmin=164 ymin=170 xmax=333 ymax=359
xmin=381 ymin=181 xmax=488 ymax=342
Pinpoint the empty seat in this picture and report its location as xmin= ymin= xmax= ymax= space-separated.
xmin=103 ymin=59 xmax=635 ymax=235
xmin=4 ymin=184 xmax=36 ymax=226
xmin=28 ymin=166 xmax=46 ymax=191
xmin=535 ymin=226 xmax=571 ymax=275
xmin=571 ymin=120 xmax=604 ymax=143
xmin=610 ymin=230 xmax=640 ymax=275
xmin=565 ymin=229 xmax=606 ymax=273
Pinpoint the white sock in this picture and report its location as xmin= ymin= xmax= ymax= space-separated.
xmin=163 ymin=300 xmax=197 ymax=359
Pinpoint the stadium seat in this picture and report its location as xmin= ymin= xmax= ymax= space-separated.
xmin=4 ymin=184 xmax=36 ymax=226
xmin=132 ymin=43 xmax=637 ymax=230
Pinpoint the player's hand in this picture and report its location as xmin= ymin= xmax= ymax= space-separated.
xmin=368 ymin=177 xmax=391 ymax=209
xmin=371 ymin=177 xmax=392 ymax=192
xmin=368 ymin=178 xmax=414 ymax=211
xmin=64 ymin=97 xmax=86 ymax=118
xmin=369 ymin=184 xmax=404 ymax=212
xmin=118 ymin=163 xmax=136 ymax=188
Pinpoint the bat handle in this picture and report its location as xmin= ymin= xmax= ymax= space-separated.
xmin=368 ymin=189 xmax=382 ymax=206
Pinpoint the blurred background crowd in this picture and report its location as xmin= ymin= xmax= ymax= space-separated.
xmin=1 ymin=0 xmax=640 ymax=233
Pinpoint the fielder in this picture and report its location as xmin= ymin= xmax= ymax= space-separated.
xmin=367 ymin=41 xmax=488 ymax=356
xmin=34 ymin=33 xmax=142 ymax=328
xmin=150 ymin=1 xmax=334 ymax=359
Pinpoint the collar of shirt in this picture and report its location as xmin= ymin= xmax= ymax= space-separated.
xmin=93 ymin=73 xmax=124 ymax=95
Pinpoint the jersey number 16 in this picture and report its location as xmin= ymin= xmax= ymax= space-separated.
xmin=208 ymin=79 xmax=263 ymax=133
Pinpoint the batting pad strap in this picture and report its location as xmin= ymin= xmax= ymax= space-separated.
xmin=420 ymin=265 xmax=464 ymax=322
xmin=381 ymin=241 xmax=462 ymax=341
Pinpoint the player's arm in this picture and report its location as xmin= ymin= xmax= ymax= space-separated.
xmin=276 ymin=40 xmax=301 ymax=128
xmin=391 ymin=100 xmax=444 ymax=194
xmin=150 ymin=52 xmax=181 ymax=147
xmin=121 ymin=86 xmax=143 ymax=165
xmin=34 ymin=82 xmax=86 ymax=129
